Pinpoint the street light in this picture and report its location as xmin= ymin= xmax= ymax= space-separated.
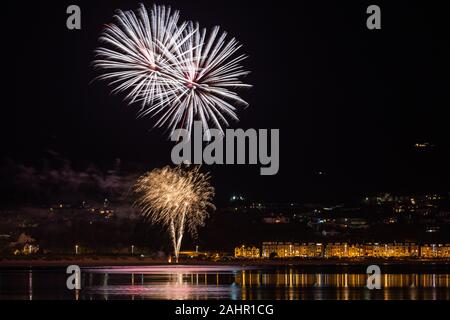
xmin=131 ymin=245 xmax=135 ymax=255
xmin=75 ymin=245 xmax=79 ymax=255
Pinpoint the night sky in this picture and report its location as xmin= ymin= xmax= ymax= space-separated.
xmin=3 ymin=0 xmax=450 ymax=204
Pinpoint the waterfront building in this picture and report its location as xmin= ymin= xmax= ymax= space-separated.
xmin=257 ymin=242 xmax=443 ymax=259
xmin=261 ymin=242 xmax=324 ymax=258
xmin=234 ymin=245 xmax=260 ymax=258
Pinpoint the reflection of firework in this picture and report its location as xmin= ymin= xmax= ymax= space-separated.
xmin=134 ymin=166 xmax=215 ymax=262
xmin=94 ymin=4 xmax=251 ymax=138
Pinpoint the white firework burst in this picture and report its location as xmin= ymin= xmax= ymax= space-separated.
xmin=94 ymin=4 xmax=251 ymax=138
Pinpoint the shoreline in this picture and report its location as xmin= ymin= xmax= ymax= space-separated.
xmin=1 ymin=256 xmax=449 ymax=268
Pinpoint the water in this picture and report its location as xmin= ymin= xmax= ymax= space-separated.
xmin=1 ymin=265 xmax=449 ymax=300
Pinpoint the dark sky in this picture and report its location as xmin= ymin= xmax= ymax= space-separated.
xmin=3 ymin=0 xmax=450 ymax=204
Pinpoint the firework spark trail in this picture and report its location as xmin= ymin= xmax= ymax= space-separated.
xmin=134 ymin=166 xmax=215 ymax=262
xmin=94 ymin=4 xmax=251 ymax=139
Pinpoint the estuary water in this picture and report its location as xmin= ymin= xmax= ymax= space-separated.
xmin=1 ymin=265 xmax=449 ymax=300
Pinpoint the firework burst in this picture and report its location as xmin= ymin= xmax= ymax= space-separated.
xmin=94 ymin=4 xmax=250 ymax=138
xmin=134 ymin=165 xmax=215 ymax=262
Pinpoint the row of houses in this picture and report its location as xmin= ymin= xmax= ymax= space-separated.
xmin=235 ymin=242 xmax=450 ymax=259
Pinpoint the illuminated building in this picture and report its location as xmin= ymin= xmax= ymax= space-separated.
xmin=262 ymin=215 xmax=290 ymax=224
xmin=14 ymin=243 xmax=39 ymax=255
xmin=325 ymin=243 xmax=364 ymax=258
xmin=261 ymin=242 xmax=324 ymax=258
xmin=234 ymin=245 xmax=260 ymax=258
xmin=414 ymin=142 xmax=435 ymax=150
xmin=257 ymin=242 xmax=448 ymax=259
xmin=420 ymin=244 xmax=450 ymax=258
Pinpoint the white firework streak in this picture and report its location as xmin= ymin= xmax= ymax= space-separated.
xmin=134 ymin=165 xmax=215 ymax=263
xmin=93 ymin=4 xmax=251 ymax=139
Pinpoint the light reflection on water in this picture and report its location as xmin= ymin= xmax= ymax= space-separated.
xmin=1 ymin=265 xmax=449 ymax=300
